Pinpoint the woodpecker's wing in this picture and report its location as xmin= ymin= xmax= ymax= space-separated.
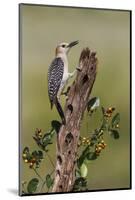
xmin=48 ymin=57 xmax=64 ymax=107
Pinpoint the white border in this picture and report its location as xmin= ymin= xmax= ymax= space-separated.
xmin=0 ymin=0 xmax=134 ymax=200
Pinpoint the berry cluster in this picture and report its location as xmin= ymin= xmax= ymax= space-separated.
xmin=95 ymin=140 xmax=107 ymax=155
xmin=104 ymin=107 xmax=115 ymax=118
xmin=79 ymin=137 xmax=91 ymax=146
xmin=22 ymin=147 xmax=43 ymax=169
xmin=35 ymin=128 xmax=43 ymax=139
xmin=23 ymin=154 xmax=36 ymax=168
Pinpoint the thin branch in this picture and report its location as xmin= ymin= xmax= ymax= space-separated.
xmin=46 ymin=152 xmax=55 ymax=168
xmin=33 ymin=168 xmax=44 ymax=182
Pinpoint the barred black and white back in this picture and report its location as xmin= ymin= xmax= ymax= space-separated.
xmin=48 ymin=57 xmax=64 ymax=108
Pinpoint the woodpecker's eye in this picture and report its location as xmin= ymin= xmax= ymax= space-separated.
xmin=62 ymin=44 xmax=66 ymax=48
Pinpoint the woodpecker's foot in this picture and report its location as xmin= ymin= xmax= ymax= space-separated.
xmin=61 ymin=86 xmax=71 ymax=96
xmin=65 ymin=96 xmax=69 ymax=101
xmin=69 ymin=70 xmax=76 ymax=78
xmin=61 ymin=92 xmax=67 ymax=96
xmin=76 ymin=67 xmax=82 ymax=72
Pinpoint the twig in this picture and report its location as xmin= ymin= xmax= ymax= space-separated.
xmin=33 ymin=167 xmax=44 ymax=182
xmin=46 ymin=152 xmax=55 ymax=168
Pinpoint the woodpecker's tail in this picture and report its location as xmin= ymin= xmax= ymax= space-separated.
xmin=55 ymin=98 xmax=66 ymax=125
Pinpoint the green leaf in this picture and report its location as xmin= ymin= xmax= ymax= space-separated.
xmin=42 ymin=132 xmax=54 ymax=148
xmin=46 ymin=174 xmax=54 ymax=189
xmin=80 ymin=163 xmax=88 ymax=178
xmin=27 ymin=178 xmax=39 ymax=194
xmin=38 ymin=150 xmax=43 ymax=159
xmin=51 ymin=120 xmax=61 ymax=133
xmin=33 ymin=126 xmax=55 ymax=151
xmin=109 ymin=129 xmax=120 ymax=139
xmin=87 ymin=97 xmax=100 ymax=112
xmin=23 ymin=147 xmax=29 ymax=154
xmin=73 ymin=177 xmax=87 ymax=191
xmin=22 ymin=147 xmax=32 ymax=161
xmin=32 ymin=150 xmax=43 ymax=160
xmin=86 ymin=152 xmax=97 ymax=160
xmin=31 ymin=151 xmax=38 ymax=157
xmin=111 ymin=113 xmax=120 ymax=128
xmin=74 ymin=177 xmax=87 ymax=188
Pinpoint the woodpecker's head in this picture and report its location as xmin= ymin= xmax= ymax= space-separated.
xmin=55 ymin=40 xmax=79 ymax=56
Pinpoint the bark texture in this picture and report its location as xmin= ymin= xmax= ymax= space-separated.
xmin=52 ymin=48 xmax=98 ymax=193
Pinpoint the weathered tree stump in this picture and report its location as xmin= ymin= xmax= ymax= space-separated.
xmin=52 ymin=48 xmax=98 ymax=192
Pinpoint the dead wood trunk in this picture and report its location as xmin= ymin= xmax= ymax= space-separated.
xmin=52 ymin=48 xmax=98 ymax=193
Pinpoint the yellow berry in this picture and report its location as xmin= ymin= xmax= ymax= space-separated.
xmin=24 ymin=159 xmax=28 ymax=163
xmin=95 ymin=147 xmax=101 ymax=153
xmin=29 ymin=163 xmax=34 ymax=168
xmin=29 ymin=162 xmax=34 ymax=167
xmin=98 ymin=146 xmax=102 ymax=151
xmin=22 ymin=181 xmax=27 ymax=185
xmin=101 ymin=140 xmax=104 ymax=144
xmin=116 ymin=124 xmax=119 ymax=128
xmin=98 ymin=143 xmax=103 ymax=148
xmin=23 ymin=153 xmax=27 ymax=158
xmin=39 ymin=132 xmax=42 ymax=136
xmin=101 ymin=144 xmax=105 ymax=149
xmin=95 ymin=148 xmax=101 ymax=153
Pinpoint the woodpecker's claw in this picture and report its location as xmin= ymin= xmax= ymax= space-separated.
xmin=61 ymin=86 xmax=71 ymax=96
xmin=76 ymin=67 xmax=82 ymax=72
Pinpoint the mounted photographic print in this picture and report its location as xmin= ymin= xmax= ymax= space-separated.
xmin=19 ymin=3 xmax=131 ymax=196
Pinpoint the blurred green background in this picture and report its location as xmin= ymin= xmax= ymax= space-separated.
xmin=20 ymin=4 xmax=130 ymax=192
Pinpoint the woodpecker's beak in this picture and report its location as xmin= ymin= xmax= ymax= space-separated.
xmin=68 ymin=40 xmax=79 ymax=48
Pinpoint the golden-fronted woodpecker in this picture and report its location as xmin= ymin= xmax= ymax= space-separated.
xmin=48 ymin=41 xmax=79 ymax=124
